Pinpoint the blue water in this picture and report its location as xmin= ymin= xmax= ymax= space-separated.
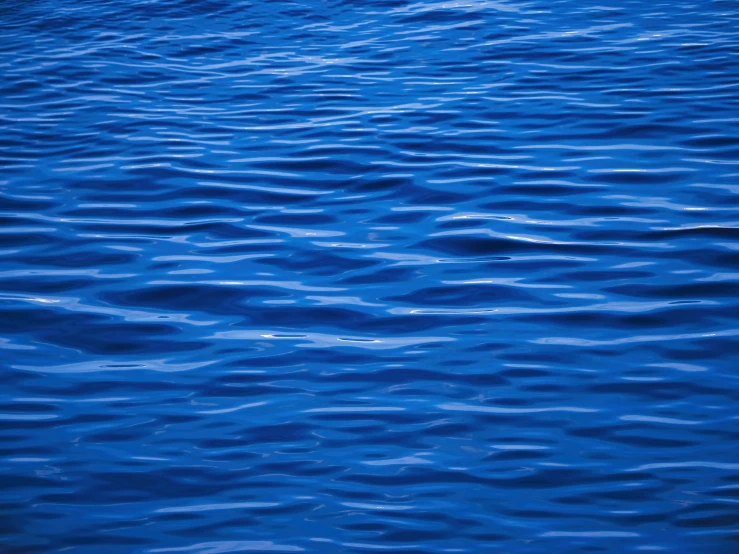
xmin=2 ymin=0 xmax=739 ymax=552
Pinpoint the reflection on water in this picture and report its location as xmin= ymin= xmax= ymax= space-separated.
xmin=1 ymin=0 xmax=738 ymax=552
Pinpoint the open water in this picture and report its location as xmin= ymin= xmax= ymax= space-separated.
xmin=1 ymin=0 xmax=739 ymax=552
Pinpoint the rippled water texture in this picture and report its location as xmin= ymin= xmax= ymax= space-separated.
xmin=2 ymin=0 xmax=739 ymax=552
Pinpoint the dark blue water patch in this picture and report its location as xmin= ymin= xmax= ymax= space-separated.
xmin=1 ymin=0 xmax=739 ymax=553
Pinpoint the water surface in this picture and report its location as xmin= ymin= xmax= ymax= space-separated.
xmin=1 ymin=0 xmax=738 ymax=552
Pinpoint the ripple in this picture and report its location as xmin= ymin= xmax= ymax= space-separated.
xmin=1 ymin=0 xmax=738 ymax=552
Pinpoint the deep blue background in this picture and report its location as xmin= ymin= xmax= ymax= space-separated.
xmin=1 ymin=0 xmax=738 ymax=552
